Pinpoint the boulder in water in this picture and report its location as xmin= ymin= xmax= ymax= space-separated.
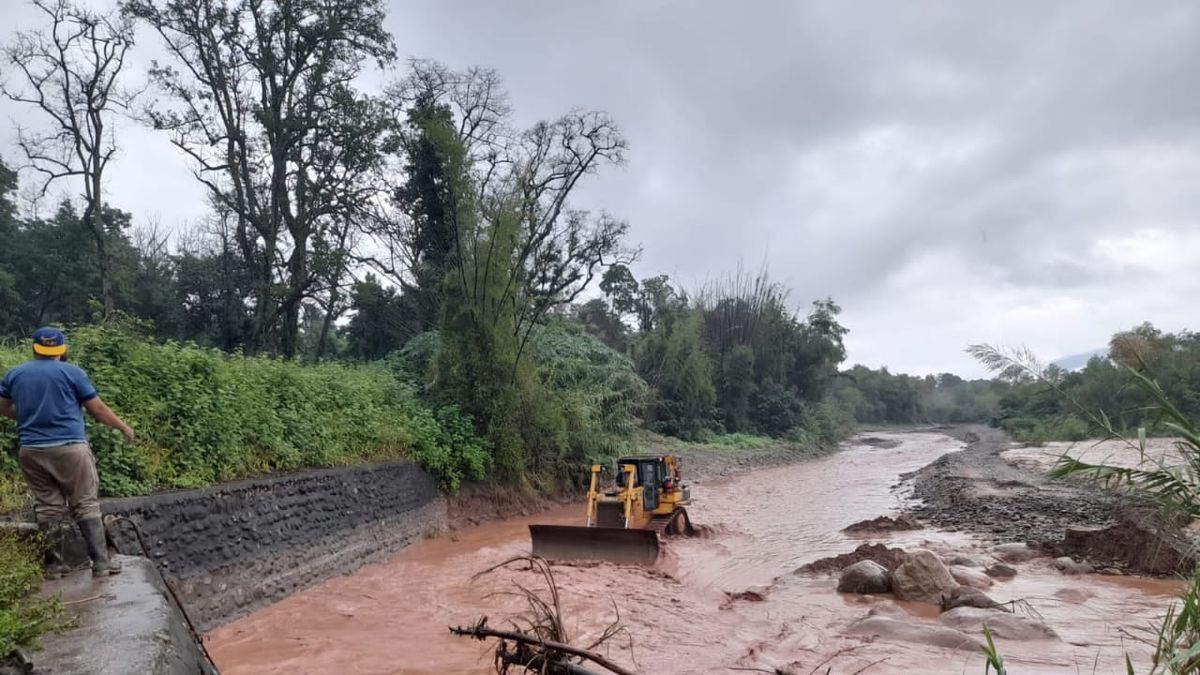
xmin=946 ymin=555 xmax=985 ymax=568
xmin=949 ymin=565 xmax=993 ymax=589
xmin=845 ymin=613 xmax=983 ymax=651
xmin=837 ymin=560 xmax=891 ymax=594
xmin=940 ymin=607 xmax=1058 ymax=640
xmin=891 ymin=550 xmax=959 ymax=604
xmin=1054 ymin=587 xmax=1094 ymax=604
xmin=985 ymin=563 xmax=1018 ymax=579
xmin=993 ymin=542 xmax=1039 ymax=563
xmin=942 ymin=586 xmax=1005 ymax=611
xmin=1053 ymin=556 xmax=1094 ymax=575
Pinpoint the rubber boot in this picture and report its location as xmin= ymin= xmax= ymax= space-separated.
xmin=78 ymin=518 xmax=121 ymax=577
xmin=37 ymin=522 xmax=71 ymax=580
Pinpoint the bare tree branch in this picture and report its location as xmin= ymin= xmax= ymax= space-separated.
xmin=127 ymin=0 xmax=397 ymax=356
xmin=2 ymin=0 xmax=136 ymax=312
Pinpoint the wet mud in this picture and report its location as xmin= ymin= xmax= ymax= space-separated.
xmin=207 ymin=431 xmax=1184 ymax=675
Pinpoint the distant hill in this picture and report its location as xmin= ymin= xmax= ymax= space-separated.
xmin=1052 ymin=348 xmax=1109 ymax=371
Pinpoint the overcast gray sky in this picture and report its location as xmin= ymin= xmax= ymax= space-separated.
xmin=4 ymin=0 xmax=1199 ymax=377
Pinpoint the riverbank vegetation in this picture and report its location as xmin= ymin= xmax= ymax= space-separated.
xmin=0 ymin=531 xmax=62 ymax=661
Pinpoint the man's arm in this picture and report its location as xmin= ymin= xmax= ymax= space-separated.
xmin=83 ymin=397 xmax=135 ymax=444
xmin=0 ymin=398 xmax=14 ymax=421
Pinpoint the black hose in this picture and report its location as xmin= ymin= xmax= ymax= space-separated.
xmin=106 ymin=516 xmax=220 ymax=675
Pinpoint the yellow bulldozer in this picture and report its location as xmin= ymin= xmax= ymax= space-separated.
xmin=529 ymin=455 xmax=695 ymax=564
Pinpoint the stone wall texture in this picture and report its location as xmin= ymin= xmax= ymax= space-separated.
xmin=103 ymin=461 xmax=446 ymax=631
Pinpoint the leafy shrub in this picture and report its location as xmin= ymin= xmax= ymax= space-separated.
xmin=531 ymin=321 xmax=647 ymax=463
xmin=0 ymin=532 xmax=62 ymax=659
xmin=999 ymin=414 xmax=1092 ymax=445
xmin=0 ymin=323 xmax=489 ymax=495
xmin=749 ymin=380 xmax=802 ymax=437
xmin=388 ymin=331 xmax=441 ymax=386
xmin=429 ymin=304 xmax=646 ymax=489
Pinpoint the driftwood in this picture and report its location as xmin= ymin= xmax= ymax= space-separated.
xmin=450 ymin=623 xmax=634 ymax=675
xmin=499 ymin=646 xmax=601 ymax=675
xmin=450 ymin=556 xmax=639 ymax=675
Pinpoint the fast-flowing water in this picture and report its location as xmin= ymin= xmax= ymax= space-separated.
xmin=207 ymin=432 xmax=1182 ymax=674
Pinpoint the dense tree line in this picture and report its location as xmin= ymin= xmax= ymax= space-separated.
xmin=572 ymin=266 xmax=853 ymax=441
xmin=830 ymin=366 xmax=1008 ymax=426
xmin=982 ymin=323 xmax=1200 ymax=442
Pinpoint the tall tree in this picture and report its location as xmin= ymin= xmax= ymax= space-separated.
xmin=126 ymin=0 xmax=396 ymax=356
xmin=344 ymin=275 xmax=416 ymax=360
xmin=5 ymin=202 xmax=108 ymax=329
xmin=0 ymin=158 xmax=23 ymax=334
xmin=385 ymin=62 xmax=636 ymax=363
xmin=391 ymin=93 xmax=462 ymax=331
xmin=787 ymin=299 xmax=849 ymax=402
xmin=2 ymin=0 xmax=135 ymax=313
xmin=636 ymin=308 xmax=715 ymax=439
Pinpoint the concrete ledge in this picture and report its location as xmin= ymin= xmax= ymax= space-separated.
xmin=33 ymin=556 xmax=216 ymax=675
xmin=102 ymin=461 xmax=446 ymax=630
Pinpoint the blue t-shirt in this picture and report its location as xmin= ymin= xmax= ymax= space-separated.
xmin=0 ymin=359 xmax=98 ymax=448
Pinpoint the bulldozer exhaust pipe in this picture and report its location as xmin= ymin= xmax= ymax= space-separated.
xmin=529 ymin=525 xmax=660 ymax=565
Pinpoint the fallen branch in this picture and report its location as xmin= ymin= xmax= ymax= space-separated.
xmin=450 ymin=624 xmax=639 ymax=675
xmin=498 ymin=643 xmax=604 ymax=675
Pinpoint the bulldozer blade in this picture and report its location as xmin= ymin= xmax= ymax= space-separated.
xmin=529 ymin=525 xmax=660 ymax=565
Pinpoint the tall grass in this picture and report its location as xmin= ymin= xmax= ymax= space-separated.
xmin=0 ymin=531 xmax=63 ymax=661
xmin=981 ymin=625 xmax=1006 ymax=675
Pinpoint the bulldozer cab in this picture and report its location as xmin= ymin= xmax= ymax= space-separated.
xmin=615 ymin=457 xmax=669 ymax=509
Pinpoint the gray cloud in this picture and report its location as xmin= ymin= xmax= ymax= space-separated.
xmin=4 ymin=0 xmax=1200 ymax=375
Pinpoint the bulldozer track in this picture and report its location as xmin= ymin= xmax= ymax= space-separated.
xmin=650 ymin=508 xmax=693 ymax=537
xmin=649 ymin=515 xmax=674 ymax=535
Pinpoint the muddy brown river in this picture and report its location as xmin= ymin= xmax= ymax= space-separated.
xmin=207 ymin=432 xmax=1182 ymax=674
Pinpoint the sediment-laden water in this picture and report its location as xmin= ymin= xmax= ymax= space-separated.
xmin=208 ymin=432 xmax=1181 ymax=674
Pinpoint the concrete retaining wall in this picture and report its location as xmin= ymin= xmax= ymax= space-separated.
xmin=103 ymin=461 xmax=446 ymax=631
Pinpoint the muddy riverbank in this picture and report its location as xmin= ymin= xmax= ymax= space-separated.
xmin=906 ymin=425 xmax=1120 ymax=545
xmin=207 ymin=430 xmax=1183 ymax=675
xmin=906 ymin=426 xmax=1196 ymax=575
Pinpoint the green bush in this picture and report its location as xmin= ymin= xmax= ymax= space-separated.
xmin=0 ymin=532 xmax=62 ymax=659
xmin=796 ymin=399 xmax=857 ymax=445
xmin=749 ymin=380 xmax=803 ymax=437
xmin=0 ymin=323 xmax=490 ymax=495
xmin=531 ymin=321 xmax=647 ymax=465
xmin=429 ymin=263 xmax=647 ymax=490
xmin=1000 ymin=414 xmax=1092 ymax=445
xmin=388 ymin=331 xmax=441 ymax=386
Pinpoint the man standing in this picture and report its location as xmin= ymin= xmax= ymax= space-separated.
xmin=0 ymin=327 xmax=134 ymax=578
